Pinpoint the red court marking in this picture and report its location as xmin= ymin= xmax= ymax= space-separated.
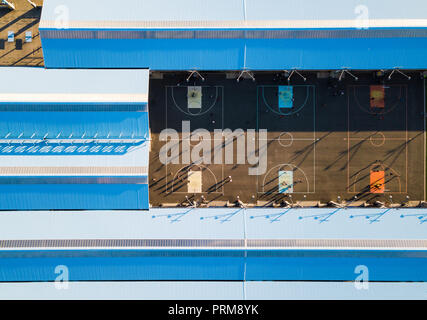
xmin=370 ymin=85 xmax=385 ymax=108
xmin=370 ymin=170 xmax=385 ymax=193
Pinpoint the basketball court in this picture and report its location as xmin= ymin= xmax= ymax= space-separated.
xmin=257 ymin=85 xmax=316 ymax=197
xmin=347 ymin=84 xmax=409 ymax=195
xmin=149 ymin=82 xmax=225 ymax=200
xmin=148 ymin=72 xmax=425 ymax=206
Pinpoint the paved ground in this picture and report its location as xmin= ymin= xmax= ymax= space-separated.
xmin=0 ymin=0 xmax=43 ymax=66
xmin=149 ymin=71 xmax=425 ymax=206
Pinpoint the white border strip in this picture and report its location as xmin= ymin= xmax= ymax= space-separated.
xmin=39 ymin=19 xmax=427 ymax=30
xmin=0 ymin=93 xmax=148 ymax=103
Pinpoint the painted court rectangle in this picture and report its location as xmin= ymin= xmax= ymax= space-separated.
xmin=370 ymin=170 xmax=385 ymax=193
xmin=278 ymin=86 xmax=293 ymax=109
xmin=370 ymin=85 xmax=385 ymax=109
xmin=278 ymin=170 xmax=293 ymax=193
xmin=187 ymin=86 xmax=202 ymax=109
xmin=187 ymin=170 xmax=202 ymax=193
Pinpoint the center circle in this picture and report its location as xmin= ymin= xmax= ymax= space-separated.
xmin=278 ymin=132 xmax=294 ymax=147
xmin=370 ymin=132 xmax=386 ymax=147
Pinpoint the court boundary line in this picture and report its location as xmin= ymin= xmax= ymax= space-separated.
xmin=406 ymin=83 xmax=408 ymax=194
xmin=346 ymin=137 xmax=407 ymax=141
xmin=424 ymin=77 xmax=426 ymax=200
xmin=347 ymin=84 xmax=408 ymax=194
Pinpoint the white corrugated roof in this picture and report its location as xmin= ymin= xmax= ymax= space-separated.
xmin=0 ymin=142 xmax=150 ymax=170
xmin=0 ymin=281 xmax=425 ymax=300
xmin=0 ymin=68 xmax=149 ymax=102
xmin=41 ymin=0 xmax=244 ymax=23
xmin=0 ymin=208 xmax=424 ymax=241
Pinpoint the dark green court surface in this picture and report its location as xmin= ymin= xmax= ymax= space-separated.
xmin=148 ymin=72 xmax=425 ymax=206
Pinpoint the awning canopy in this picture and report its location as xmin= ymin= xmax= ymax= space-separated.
xmin=39 ymin=0 xmax=427 ymax=70
xmin=0 ymin=68 xmax=148 ymax=104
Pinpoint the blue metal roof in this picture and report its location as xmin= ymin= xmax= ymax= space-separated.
xmin=41 ymin=37 xmax=427 ymax=70
xmin=0 ymin=249 xmax=425 ymax=282
xmin=244 ymin=37 xmax=427 ymax=70
xmin=0 ymin=184 xmax=149 ymax=210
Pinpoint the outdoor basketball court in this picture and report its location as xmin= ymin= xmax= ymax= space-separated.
xmin=347 ymin=84 xmax=409 ymax=195
xmin=148 ymin=72 xmax=425 ymax=206
xmin=257 ymin=85 xmax=316 ymax=197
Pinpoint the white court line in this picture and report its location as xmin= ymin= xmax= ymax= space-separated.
xmin=313 ymin=86 xmax=316 ymax=193
xmin=165 ymin=87 xmax=168 ymax=194
xmin=347 ymin=85 xmax=351 ymax=191
xmin=260 ymin=138 xmax=317 ymax=141
xmin=345 ymin=138 xmax=408 ymax=141
xmin=221 ymin=88 xmax=224 ymax=188
xmin=424 ymin=77 xmax=426 ymax=200
xmin=406 ymin=85 xmax=408 ymax=194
